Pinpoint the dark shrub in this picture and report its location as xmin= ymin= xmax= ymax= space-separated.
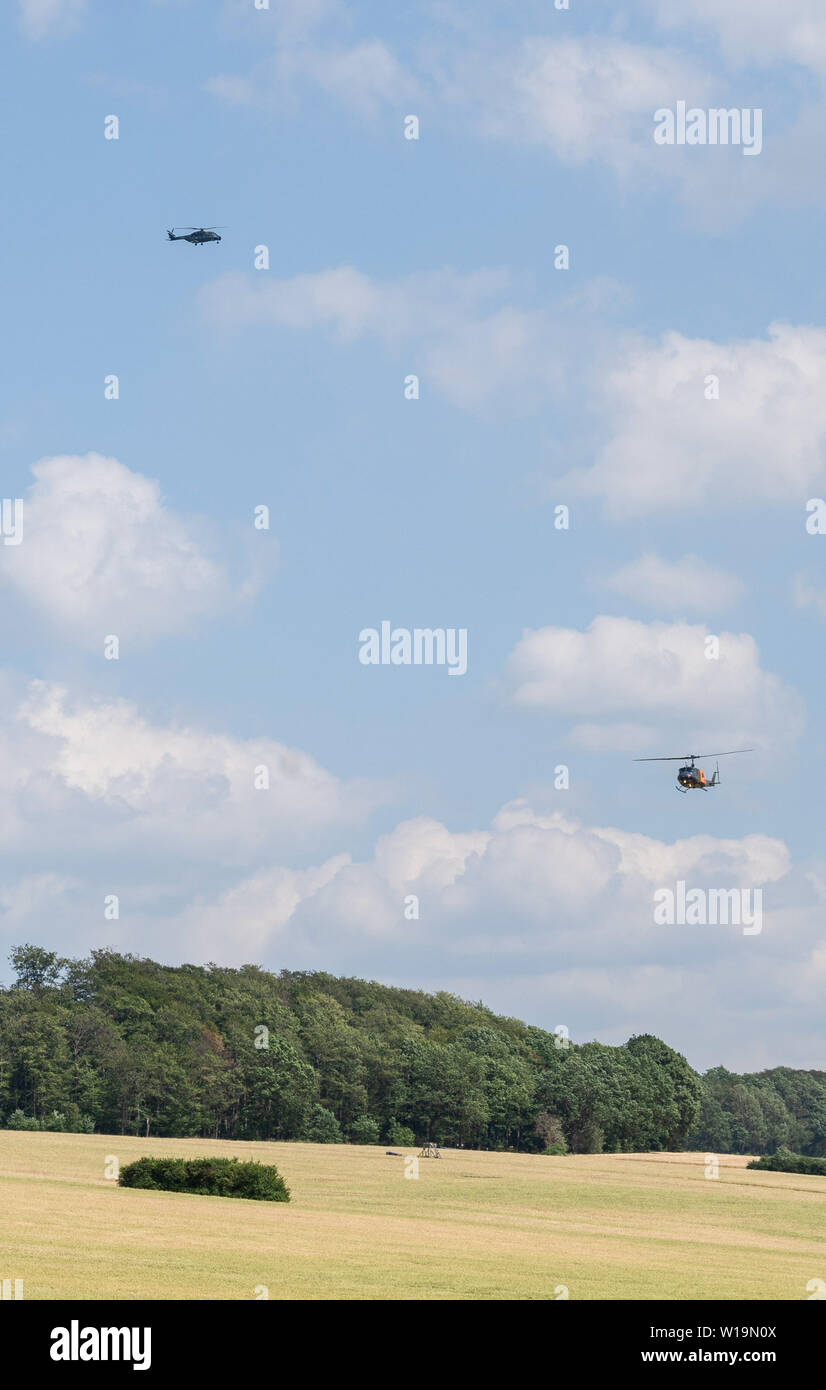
xmin=2 ymin=1108 xmax=94 ymax=1134
xmin=118 ymin=1155 xmax=290 ymax=1201
xmin=386 ymin=1121 xmax=415 ymax=1147
xmin=303 ymin=1104 xmax=342 ymax=1143
xmin=748 ymin=1147 xmax=826 ymax=1177
xmin=348 ymin=1115 xmax=380 ymax=1145
xmin=5 ymin=1109 xmax=40 ymax=1131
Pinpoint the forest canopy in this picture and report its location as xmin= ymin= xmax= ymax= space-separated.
xmin=1 ymin=944 xmax=824 ymax=1156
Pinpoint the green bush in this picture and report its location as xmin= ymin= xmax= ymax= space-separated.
xmin=304 ymin=1104 xmax=342 ymax=1143
xmin=5 ymin=1109 xmax=40 ymax=1130
xmin=348 ymin=1115 xmax=380 ymax=1145
xmin=2 ymin=1108 xmax=94 ymax=1134
xmin=747 ymin=1147 xmax=826 ymax=1177
xmin=118 ymin=1156 xmax=290 ymax=1201
xmin=386 ymin=1121 xmax=416 ymax=1147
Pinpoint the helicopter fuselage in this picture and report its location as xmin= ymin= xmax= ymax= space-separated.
xmin=677 ymin=765 xmax=711 ymax=789
xmin=167 ymin=229 xmax=221 ymax=245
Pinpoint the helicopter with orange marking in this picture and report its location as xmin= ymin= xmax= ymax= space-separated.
xmin=634 ymin=749 xmax=754 ymax=793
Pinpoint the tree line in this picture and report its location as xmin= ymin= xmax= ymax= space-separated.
xmin=0 ymin=944 xmax=823 ymax=1156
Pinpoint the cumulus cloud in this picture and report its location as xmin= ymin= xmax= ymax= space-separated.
xmin=208 ymin=29 xmax=707 ymax=181
xmin=18 ymin=0 xmax=86 ymax=39
xmin=125 ymin=800 xmax=792 ymax=962
xmin=503 ymin=615 xmax=803 ymax=752
xmin=199 ymin=266 xmax=510 ymax=339
xmin=452 ymin=27 xmax=826 ymax=219
xmin=0 ymin=679 xmax=382 ymax=862
xmin=0 ymin=872 xmax=82 ymax=923
xmin=566 ymin=324 xmax=826 ymax=517
xmin=462 ymin=38 xmax=710 ymax=175
xmin=645 ymin=0 xmax=826 ymax=76
xmin=602 ymin=554 xmax=745 ymax=614
xmin=98 ymin=799 xmax=820 ymax=1070
xmin=205 ymin=10 xmax=826 ymax=221
xmin=0 ymin=453 xmax=272 ymax=646
xmin=199 ymin=266 xmax=568 ymax=408
xmin=1 ymin=764 xmax=821 ymax=1067
xmin=206 ymin=24 xmax=783 ymax=218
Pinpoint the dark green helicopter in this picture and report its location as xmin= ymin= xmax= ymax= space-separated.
xmin=634 ymin=748 xmax=754 ymax=793
xmin=166 ymin=226 xmax=224 ymax=245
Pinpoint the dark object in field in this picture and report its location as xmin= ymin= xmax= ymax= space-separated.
xmin=118 ymin=1155 xmax=290 ymax=1201
xmin=386 ymin=1149 xmax=403 ymax=1156
xmin=747 ymin=1148 xmax=826 ymax=1177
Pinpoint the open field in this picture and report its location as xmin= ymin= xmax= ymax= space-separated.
xmin=1 ymin=1131 xmax=825 ymax=1300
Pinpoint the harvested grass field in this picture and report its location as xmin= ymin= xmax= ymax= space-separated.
xmin=1 ymin=1131 xmax=824 ymax=1300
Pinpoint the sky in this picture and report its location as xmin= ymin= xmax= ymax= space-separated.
xmin=1 ymin=0 xmax=825 ymax=1073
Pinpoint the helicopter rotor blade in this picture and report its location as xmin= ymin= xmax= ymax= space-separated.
xmin=685 ymin=749 xmax=755 ymax=759
xmin=633 ymin=748 xmax=755 ymax=762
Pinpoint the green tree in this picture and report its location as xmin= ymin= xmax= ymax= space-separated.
xmin=348 ymin=1115 xmax=380 ymax=1144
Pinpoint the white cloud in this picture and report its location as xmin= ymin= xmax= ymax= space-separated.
xmin=199 ymin=266 xmax=565 ymax=408
xmin=18 ymin=0 xmax=86 ymax=39
xmin=603 ymin=554 xmax=745 ymax=614
xmin=221 ymin=0 xmax=334 ymax=43
xmin=283 ymin=40 xmax=411 ymax=115
xmin=567 ymin=324 xmax=826 ymax=517
xmin=503 ymin=615 xmax=803 ymax=752
xmin=168 ymin=856 xmax=353 ymax=959
xmin=0 ymin=873 xmax=82 ymax=922
xmin=564 ymin=721 xmax=661 ymax=755
xmin=453 ymin=28 xmax=826 ymax=223
xmin=118 ymin=800 xmax=820 ymax=1070
xmin=0 ymin=453 xmax=272 ymax=647
xmin=646 ymin=0 xmax=826 ymax=76
xmin=204 ymin=18 xmax=826 ymax=220
xmin=139 ymin=800 xmax=793 ymax=960
xmin=0 ymin=679 xmax=382 ymax=862
xmin=470 ymin=38 xmax=710 ymax=177
xmin=206 ymin=35 xmax=414 ymax=117
xmin=793 ymin=574 xmax=826 ymax=617
xmin=200 ymin=266 xmax=509 ymax=339
xmin=207 ymin=31 xmax=706 ymax=183
xmin=2 ymin=769 xmax=822 ymax=1068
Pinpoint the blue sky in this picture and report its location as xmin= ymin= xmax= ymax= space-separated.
xmin=2 ymin=0 xmax=825 ymax=1073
